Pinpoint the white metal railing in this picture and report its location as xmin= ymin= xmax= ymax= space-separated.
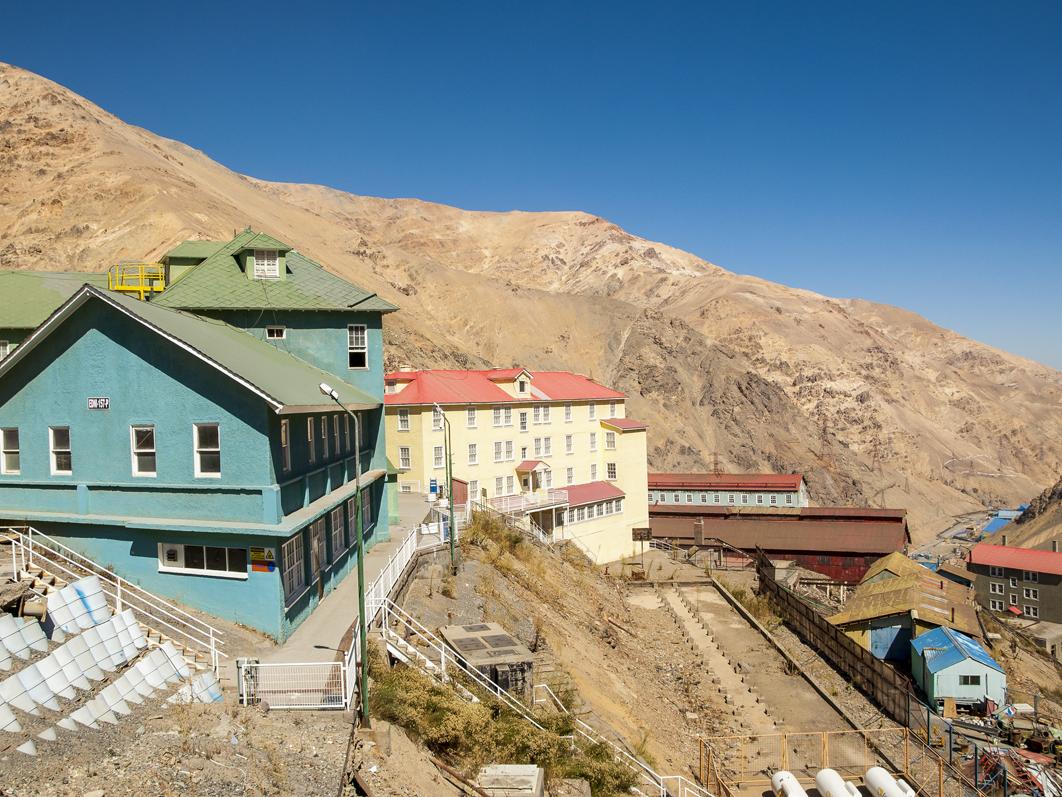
xmin=374 ymin=596 xmax=713 ymax=797
xmin=237 ymin=660 xmax=345 ymax=710
xmin=5 ymin=525 xmax=226 ymax=671
xmin=470 ymin=500 xmax=554 ymax=547
xmin=487 ymin=489 xmax=568 ymax=516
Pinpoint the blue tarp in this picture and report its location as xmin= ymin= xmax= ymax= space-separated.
xmin=983 ymin=517 xmax=1011 ymax=533
xmin=911 ymin=627 xmax=1004 ymax=674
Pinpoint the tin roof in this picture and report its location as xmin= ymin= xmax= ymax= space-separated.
xmin=565 ymin=481 xmax=625 ymax=508
xmin=969 ymin=543 xmax=1062 ymax=576
xmin=860 ymin=552 xmax=929 ymax=583
xmin=601 ymin=418 xmax=648 ymax=432
xmin=384 ymin=369 xmax=626 ymax=405
xmin=911 ymin=626 xmax=1004 ymax=674
xmin=649 ymin=472 xmax=804 ymax=490
xmin=829 ymin=571 xmax=979 ymax=636
xmin=0 ymin=270 xmax=109 ymax=329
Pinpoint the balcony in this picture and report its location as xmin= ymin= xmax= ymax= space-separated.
xmin=488 ymin=489 xmax=568 ymax=516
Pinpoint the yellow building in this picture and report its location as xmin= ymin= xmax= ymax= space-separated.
xmin=384 ymin=368 xmax=648 ymax=563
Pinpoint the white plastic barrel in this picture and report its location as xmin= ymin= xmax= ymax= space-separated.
xmin=866 ymin=767 xmax=907 ymax=797
xmin=771 ymin=770 xmax=809 ymax=797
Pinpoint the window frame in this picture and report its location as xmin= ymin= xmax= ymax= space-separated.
xmin=347 ymin=324 xmax=368 ymax=370
xmin=466 ymin=407 xmax=477 ymax=428
xmin=252 ymin=248 xmax=280 ymax=280
xmin=589 ymin=432 xmax=597 ymax=452
xmin=959 ymin=675 xmax=981 ymax=686
xmin=1023 ymin=571 xmax=1039 ymax=583
xmin=265 ymin=325 xmax=286 ymax=340
xmin=605 ymin=431 xmax=616 ymax=450
xmin=607 ymin=463 xmax=618 ymax=480
xmin=398 ymin=446 xmax=411 ymax=470
xmin=193 ymin=423 xmax=221 ymax=478
xmin=468 ymin=442 xmax=478 ymax=465
xmin=158 ymin=542 xmax=248 ymax=581
xmin=307 ymin=417 xmax=316 ymax=464
xmin=989 ymin=565 xmax=1005 ymax=577
xmin=1023 ymin=587 xmax=1039 ymax=601
xmin=564 ymin=402 xmax=573 ymax=423
xmin=990 ymin=582 xmax=1004 ymax=595
xmin=1024 ymin=605 xmax=1040 ymax=618
xmin=130 ymin=424 xmax=157 ymax=477
xmin=331 ymin=506 xmax=346 ymax=556
xmin=432 ymin=406 xmax=444 ymax=431
xmin=433 ymin=445 xmax=445 ymax=469
xmin=281 ymin=532 xmax=307 ymax=601
xmin=49 ymin=426 xmax=72 ymax=476
xmin=397 ymin=408 xmax=410 ymax=432
xmin=0 ymin=427 xmax=19 ymax=475
xmin=320 ymin=416 xmax=330 ymax=459
xmin=990 ymin=599 xmax=1004 ymax=612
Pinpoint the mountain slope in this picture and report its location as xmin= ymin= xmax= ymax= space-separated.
xmin=1 ymin=62 xmax=1059 ymax=540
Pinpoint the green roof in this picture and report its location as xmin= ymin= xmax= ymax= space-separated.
xmin=0 ymin=270 xmax=109 ymax=329
xmin=0 ymin=285 xmax=380 ymax=413
xmin=239 ymin=232 xmax=292 ymax=253
xmin=153 ymin=229 xmax=397 ymax=314
xmin=163 ymin=240 xmax=227 ymax=260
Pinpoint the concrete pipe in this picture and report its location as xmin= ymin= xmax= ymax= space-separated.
xmin=866 ymin=767 xmax=909 ymax=797
xmin=815 ymin=769 xmax=859 ymax=797
xmin=771 ymin=771 xmax=809 ymax=797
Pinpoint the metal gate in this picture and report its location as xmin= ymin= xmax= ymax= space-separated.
xmin=237 ymin=660 xmax=347 ymax=710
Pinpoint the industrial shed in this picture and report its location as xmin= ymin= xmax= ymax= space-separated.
xmin=648 ymin=505 xmax=910 ymax=582
xmin=911 ymin=626 xmax=1006 ymax=711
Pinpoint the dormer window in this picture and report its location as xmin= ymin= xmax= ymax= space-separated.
xmin=252 ymin=249 xmax=280 ymax=280
xmin=517 ymin=379 xmax=527 ymax=393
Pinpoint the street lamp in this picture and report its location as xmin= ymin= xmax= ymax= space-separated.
xmin=433 ymin=403 xmax=458 ymax=575
xmin=319 ymin=382 xmax=369 ymax=727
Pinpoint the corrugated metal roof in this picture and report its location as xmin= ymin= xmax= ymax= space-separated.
xmin=162 ymin=241 xmax=227 ymax=260
xmin=649 ymin=472 xmax=804 ymax=490
xmin=911 ymin=626 xmax=1004 ymax=674
xmin=829 ymin=571 xmax=979 ymax=636
xmin=0 ymin=270 xmax=109 ymax=329
xmin=565 ymin=481 xmax=625 ymax=507
xmin=0 ymin=286 xmax=379 ymax=413
xmin=860 ymin=551 xmax=928 ymax=583
xmin=384 ymin=369 xmax=626 ymax=405
xmin=983 ymin=518 xmax=1012 ymax=533
xmin=969 ymin=543 xmax=1062 ymax=576
xmin=601 ymin=418 xmax=647 ymax=431
xmin=153 ymin=230 xmax=397 ymax=313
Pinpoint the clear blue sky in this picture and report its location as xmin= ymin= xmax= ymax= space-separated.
xmin=3 ymin=2 xmax=1060 ymax=368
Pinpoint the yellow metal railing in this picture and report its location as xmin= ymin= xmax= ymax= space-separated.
xmin=107 ymin=262 xmax=166 ymax=300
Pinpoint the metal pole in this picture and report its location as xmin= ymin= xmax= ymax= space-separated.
xmin=436 ymin=404 xmax=457 ymax=575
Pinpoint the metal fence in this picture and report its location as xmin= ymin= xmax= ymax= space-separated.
xmin=237 ymin=661 xmax=345 ymax=710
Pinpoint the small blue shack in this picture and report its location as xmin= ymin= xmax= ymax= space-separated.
xmin=0 ymin=230 xmax=398 ymax=641
xmin=911 ymin=626 xmax=1007 ymax=711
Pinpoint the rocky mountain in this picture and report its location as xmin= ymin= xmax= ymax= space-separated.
xmin=991 ymin=475 xmax=1062 ymax=551
xmin=2 ymin=62 xmax=1060 ymax=540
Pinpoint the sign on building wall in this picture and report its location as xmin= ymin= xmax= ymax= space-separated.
xmin=87 ymin=397 xmax=110 ymax=410
xmin=250 ymin=547 xmax=276 ymax=573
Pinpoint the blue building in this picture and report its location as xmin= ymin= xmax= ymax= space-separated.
xmin=911 ymin=626 xmax=1007 ymax=711
xmin=0 ymin=230 xmax=398 ymax=641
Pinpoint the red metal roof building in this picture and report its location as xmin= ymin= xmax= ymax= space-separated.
xmin=649 ymin=472 xmax=809 ymax=509
xmin=967 ymin=544 xmax=1062 ymax=623
xmin=384 ymin=368 xmax=626 ymax=406
xmin=649 ymin=504 xmax=910 ymax=582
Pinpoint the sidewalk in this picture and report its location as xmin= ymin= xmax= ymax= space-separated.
xmin=263 ymin=492 xmax=432 ymax=663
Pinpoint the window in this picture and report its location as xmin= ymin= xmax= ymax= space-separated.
xmin=566 ymin=467 xmax=574 ymax=485
xmin=493 ymin=406 xmax=512 ymax=427
xmin=741 ymin=494 xmax=750 ymax=505
xmin=589 ymin=432 xmax=597 ymax=452
xmin=700 ymin=492 xmax=708 ymax=503
xmin=543 ymin=437 xmax=552 ymax=456
xmin=469 ymin=480 xmax=479 ymax=499
xmin=1009 ymin=577 xmax=1018 ymax=588
xmin=785 ymin=494 xmax=793 ymax=505
xmin=130 ymin=425 xmax=157 ymax=476
xmin=307 ymin=418 xmax=316 ymax=463
xmin=495 ymin=477 xmax=504 ymax=496
xmin=333 ymin=415 xmax=342 ymax=454
xmin=588 ymin=404 xmax=596 ymax=420
xmin=345 ymin=415 xmax=351 ymax=451
xmin=506 ymin=475 xmax=514 ymax=494
xmin=505 ymin=441 xmax=514 ymax=461
xmin=517 ymin=379 xmax=527 ymax=393
xmin=433 ymin=406 xmax=444 ymax=431
xmin=756 ymin=494 xmax=764 ymax=504
xmin=468 ymin=443 xmax=478 ymax=465
xmin=252 ymin=249 xmax=280 ymax=280
xmin=434 ymin=445 xmax=444 ymax=469
xmin=608 ymin=400 xmax=616 ymax=418
xmin=1009 ymin=593 xmax=1018 ymax=605
xmin=770 ymin=494 xmax=777 ymax=505
xmin=990 ymin=582 xmax=1004 ymax=595
xmin=543 ymin=469 xmax=553 ymax=488
xmin=159 ymin=542 xmax=248 ymax=580
xmin=278 ymin=533 xmax=303 ymax=595
xmin=194 ymin=423 xmax=221 ymax=476
xmin=266 ymin=325 xmax=286 ymax=339
xmin=990 ymin=599 xmax=1004 ymax=612
xmin=49 ymin=426 xmax=72 ymax=475
xmin=685 ymin=492 xmax=693 ymax=503
xmin=564 ymin=402 xmax=572 ymax=423
xmin=0 ymin=428 xmax=18 ymax=474
xmin=542 ymin=406 xmax=551 ymax=423
xmin=607 ymin=463 xmax=617 ymax=480
xmin=399 ymin=446 xmax=411 ymax=470
xmin=566 ymin=434 xmax=574 ymax=454
xmin=1023 ymin=571 xmax=1039 ymax=583
xmin=347 ymin=324 xmax=368 ymax=369
xmin=534 ymin=437 xmax=543 ymax=457
xmin=320 ymin=416 xmax=329 ymax=458
xmin=605 ymin=431 xmax=616 ymax=450
xmin=467 ymin=407 xmax=477 ymax=428
xmin=309 ymin=518 xmax=327 ymax=572
xmin=393 ymin=409 xmax=410 ymax=434
xmin=596 ymin=503 xmax=604 ymax=518
xmin=959 ymin=675 xmax=981 ymax=686
xmin=989 ymin=566 xmax=1005 ymax=577
xmin=590 ymin=463 xmax=598 ymax=481
xmin=728 ymin=493 xmax=735 ymax=504
xmin=494 ymin=442 xmax=504 ymax=462
xmin=331 ymin=507 xmax=346 ymax=554
xmin=1023 ymin=588 xmax=1039 ymax=601
xmin=361 ymin=487 xmax=373 ymax=529
xmin=520 ymin=412 xmax=529 ymax=432
xmin=1024 ymin=605 xmax=1040 ymax=618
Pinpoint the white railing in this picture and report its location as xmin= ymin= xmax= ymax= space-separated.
xmin=237 ymin=660 xmax=345 ymax=710
xmin=470 ymin=500 xmax=554 ymax=547
xmin=487 ymin=489 xmax=568 ymax=516
xmin=374 ymin=596 xmax=713 ymax=797
xmin=5 ymin=525 xmax=226 ymax=672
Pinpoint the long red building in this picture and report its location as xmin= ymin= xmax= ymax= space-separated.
xmin=649 ymin=504 xmax=910 ymax=582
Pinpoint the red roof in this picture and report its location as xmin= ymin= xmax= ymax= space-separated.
xmin=969 ymin=544 xmax=1062 ymax=576
xmin=516 ymin=459 xmax=548 ymax=471
xmin=601 ymin=418 xmax=648 ymax=431
xmin=384 ymin=369 xmax=625 ymax=405
xmin=649 ymin=472 xmax=804 ymax=491
xmin=564 ymin=481 xmax=625 ymax=508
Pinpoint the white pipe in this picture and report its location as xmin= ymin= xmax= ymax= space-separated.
xmin=866 ymin=767 xmax=909 ymax=797
xmin=816 ymin=769 xmax=860 ymax=797
xmin=772 ymin=771 xmax=809 ymax=797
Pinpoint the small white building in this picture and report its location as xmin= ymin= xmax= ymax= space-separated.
xmin=910 ymin=626 xmax=1006 ymax=711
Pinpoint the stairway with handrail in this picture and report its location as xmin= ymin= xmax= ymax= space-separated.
xmin=371 ymin=596 xmax=714 ymax=797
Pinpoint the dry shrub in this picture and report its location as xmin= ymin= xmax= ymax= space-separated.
xmin=368 ymin=645 xmax=636 ymax=795
xmin=719 ymin=580 xmax=780 ymax=629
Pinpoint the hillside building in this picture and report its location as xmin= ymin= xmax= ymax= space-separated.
xmin=649 ymin=472 xmax=809 ymax=508
xmin=649 ymin=505 xmax=909 ymax=582
xmin=910 ymin=626 xmax=1006 ymax=712
xmin=0 ymin=230 xmax=398 ymax=641
xmin=967 ymin=543 xmax=1062 ymax=624
xmin=383 ymin=368 xmax=648 ymax=563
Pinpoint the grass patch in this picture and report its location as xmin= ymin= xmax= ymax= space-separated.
xmin=718 ymin=578 xmax=780 ymax=629
xmin=368 ymin=645 xmax=637 ymax=796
